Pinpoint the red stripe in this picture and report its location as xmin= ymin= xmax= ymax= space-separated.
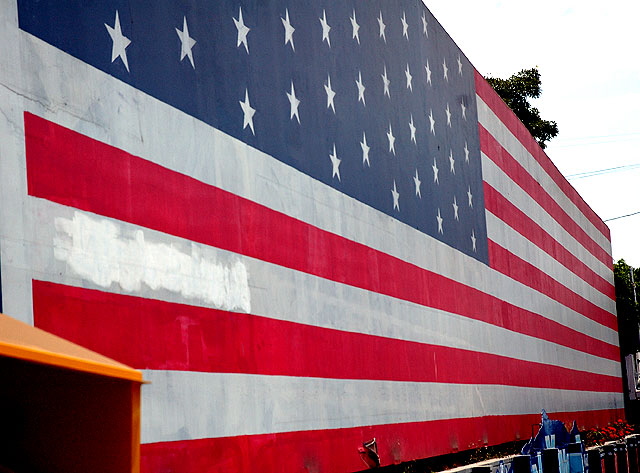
xmin=484 ymin=183 xmax=615 ymax=300
xmin=32 ymin=280 xmax=622 ymax=391
xmin=474 ymin=71 xmax=611 ymax=241
xmin=140 ymin=409 xmax=624 ymax=473
xmin=479 ymin=125 xmax=611 ymax=268
xmin=24 ymin=113 xmax=618 ymax=361
xmin=488 ymin=240 xmax=617 ymax=331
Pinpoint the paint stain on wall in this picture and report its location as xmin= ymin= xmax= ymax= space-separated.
xmin=54 ymin=212 xmax=251 ymax=312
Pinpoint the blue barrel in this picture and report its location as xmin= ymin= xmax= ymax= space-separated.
xmin=568 ymin=443 xmax=585 ymax=473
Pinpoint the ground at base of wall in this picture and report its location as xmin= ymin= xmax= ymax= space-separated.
xmin=358 ymin=422 xmax=640 ymax=473
xmin=356 ymin=440 xmax=526 ymax=473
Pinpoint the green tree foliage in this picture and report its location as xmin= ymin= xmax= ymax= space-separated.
xmin=614 ymin=259 xmax=640 ymax=354
xmin=485 ymin=68 xmax=559 ymax=149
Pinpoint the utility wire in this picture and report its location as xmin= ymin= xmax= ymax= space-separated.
xmin=562 ymin=131 xmax=640 ymax=141
xmin=566 ymin=163 xmax=640 ymax=180
xmin=604 ymin=211 xmax=640 ymax=222
xmin=553 ymin=132 xmax=640 ymax=148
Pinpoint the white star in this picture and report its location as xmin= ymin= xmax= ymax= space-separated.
xmin=471 ymin=229 xmax=477 ymax=252
xmin=381 ymin=65 xmax=391 ymax=98
xmin=361 ymin=132 xmax=370 ymax=167
xmin=351 ymin=9 xmax=360 ymax=44
xmin=105 ymin=11 xmax=131 ymax=72
xmin=325 ymin=75 xmax=336 ymax=113
xmin=387 ymin=123 xmax=396 ymax=155
xmin=329 ymin=144 xmax=341 ymax=181
xmin=287 ymin=81 xmax=301 ymax=124
xmin=445 ymin=103 xmax=451 ymax=127
xmin=401 ymin=12 xmax=409 ymax=40
xmin=443 ymin=58 xmax=448 ymax=81
xmin=449 ymin=149 xmax=455 ymax=174
xmin=429 ymin=109 xmax=435 ymax=135
xmin=320 ymin=9 xmax=331 ymax=48
xmin=405 ymin=63 xmax=413 ymax=91
xmin=281 ymin=9 xmax=295 ymax=51
xmin=461 ymin=98 xmax=467 ymax=120
xmin=176 ymin=16 xmax=197 ymax=69
xmin=392 ymin=180 xmax=400 ymax=211
xmin=457 ymin=55 xmax=463 ymax=75
xmin=422 ymin=13 xmax=428 ymax=37
xmin=464 ymin=142 xmax=470 ymax=163
xmin=356 ymin=71 xmax=366 ymax=106
xmin=436 ymin=208 xmax=443 ymax=234
xmin=239 ymin=89 xmax=256 ymax=135
xmin=233 ymin=7 xmax=250 ymax=54
xmin=467 ymin=186 xmax=473 ymax=207
xmin=453 ymin=196 xmax=459 ymax=220
xmin=413 ymin=169 xmax=421 ymax=198
xmin=377 ymin=11 xmax=387 ymax=42
xmin=432 ymin=158 xmax=439 ymax=183
xmin=409 ymin=115 xmax=416 ymax=144
xmin=425 ymin=61 xmax=432 ymax=85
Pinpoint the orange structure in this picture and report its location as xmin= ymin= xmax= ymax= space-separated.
xmin=0 ymin=313 xmax=146 ymax=473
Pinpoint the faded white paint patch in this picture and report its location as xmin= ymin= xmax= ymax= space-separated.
xmin=54 ymin=212 xmax=251 ymax=312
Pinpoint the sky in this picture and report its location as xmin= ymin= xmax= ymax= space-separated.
xmin=424 ymin=0 xmax=640 ymax=268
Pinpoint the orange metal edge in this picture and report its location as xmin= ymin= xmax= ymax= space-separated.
xmin=0 ymin=341 xmax=146 ymax=383
xmin=131 ymin=383 xmax=142 ymax=473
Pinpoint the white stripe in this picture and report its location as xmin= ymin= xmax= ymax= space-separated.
xmin=483 ymin=155 xmax=612 ymax=282
xmin=53 ymin=211 xmax=251 ymax=312
xmin=486 ymin=211 xmax=615 ymax=314
xmin=140 ymin=370 xmax=624 ymax=443
xmin=33 ymin=198 xmax=621 ymax=375
xmin=17 ymin=33 xmax=617 ymax=344
xmin=476 ymin=96 xmax=612 ymax=254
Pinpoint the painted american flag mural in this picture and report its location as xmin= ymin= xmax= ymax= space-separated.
xmin=0 ymin=0 xmax=623 ymax=471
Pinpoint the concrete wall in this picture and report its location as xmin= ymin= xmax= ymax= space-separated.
xmin=0 ymin=1 xmax=622 ymax=471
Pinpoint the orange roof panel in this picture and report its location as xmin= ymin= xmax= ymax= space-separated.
xmin=0 ymin=313 xmax=144 ymax=383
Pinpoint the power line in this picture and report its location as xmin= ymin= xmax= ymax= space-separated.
xmin=604 ymin=211 xmax=640 ymax=222
xmin=562 ymin=131 xmax=640 ymax=142
xmin=553 ymin=132 xmax=640 ymax=148
xmin=566 ymin=162 xmax=640 ymax=180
